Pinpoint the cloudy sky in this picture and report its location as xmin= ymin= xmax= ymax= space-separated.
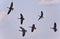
xmin=0 ymin=0 xmax=60 ymax=39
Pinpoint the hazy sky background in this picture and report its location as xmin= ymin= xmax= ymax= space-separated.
xmin=0 ymin=0 xmax=60 ymax=39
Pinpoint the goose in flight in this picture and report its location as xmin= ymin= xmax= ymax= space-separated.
xmin=30 ymin=24 xmax=36 ymax=32
xmin=38 ymin=11 xmax=43 ymax=20
xmin=7 ymin=2 xmax=14 ymax=15
xmin=18 ymin=13 xmax=24 ymax=25
xmin=19 ymin=27 xmax=27 ymax=37
xmin=50 ymin=22 xmax=57 ymax=32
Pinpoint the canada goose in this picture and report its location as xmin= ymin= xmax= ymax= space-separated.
xmin=30 ymin=24 xmax=36 ymax=32
xmin=18 ymin=13 xmax=24 ymax=25
xmin=51 ymin=22 xmax=57 ymax=32
xmin=7 ymin=2 xmax=14 ymax=15
xmin=38 ymin=11 xmax=43 ymax=20
xmin=19 ymin=27 xmax=27 ymax=37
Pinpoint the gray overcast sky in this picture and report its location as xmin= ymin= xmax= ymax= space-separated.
xmin=0 ymin=0 xmax=60 ymax=39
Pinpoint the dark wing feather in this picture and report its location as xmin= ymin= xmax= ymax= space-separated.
xmin=54 ymin=29 xmax=57 ymax=32
xmin=38 ymin=17 xmax=41 ymax=20
xmin=10 ymin=2 xmax=13 ymax=8
xmin=20 ymin=27 xmax=24 ymax=30
xmin=21 ymin=19 xmax=23 ymax=25
xmin=41 ymin=11 xmax=43 ymax=17
xmin=7 ymin=9 xmax=11 ymax=15
xmin=54 ymin=22 xmax=57 ymax=32
xmin=20 ymin=14 xmax=24 ymax=25
xmin=22 ymin=31 xmax=25 ymax=37
xmin=31 ymin=28 xmax=34 ymax=32
xmin=54 ymin=22 xmax=57 ymax=28
xmin=20 ymin=14 xmax=23 ymax=18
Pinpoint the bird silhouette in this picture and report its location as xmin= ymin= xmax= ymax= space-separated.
xmin=30 ymin=24 xmax=36 ymax=32
xmin=18 ymin=13 xmax=24 ymax=25
xmin=50 ymin=22 xmax=57 ymax=32
xmin=7 ymin=2 xmax=14 ymax=15
xmin=38 ymin=11 xmax=43 ymax=20
xmin=19 ymin=27 xmax=27 ymax=37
